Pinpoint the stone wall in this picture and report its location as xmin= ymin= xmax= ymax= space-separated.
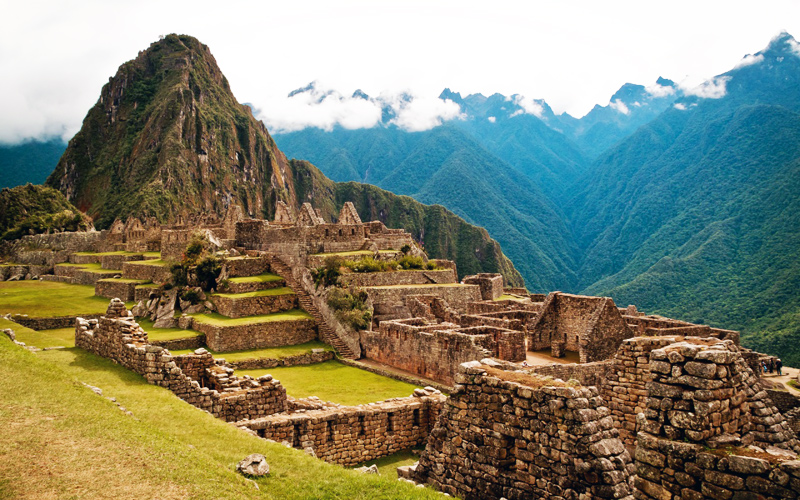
xmin=227 ymin=350 xmax=335 ymax=370
xmin=224 ymin=256 xmax=270 ymax=278
xmin=600 ymin=337 xmax=678 ymax=447
xmin=767 ymin=389 xmax=800 ymax=414
xmin=363 ymin=284 xmax=481 ymax=313
xmin=95 ymin=279 xmax=143 ymax=302
xmin=338 ymin=269 xmax=457 ymax=287
xmin=529 ymin=292 xmax=633 ymax=362
xmin=0 ymin=231 xmax=104 ymax=265
xmin=11 ymin=314 xmax=102 ymax=330
xmin=361 ymin=318 xmax=524 ymax=386
xmin=212 ymin=293 xmax=298 ymax=319
xmin=409 ymin=360 xmax=634 ymax=500
xmin=75 ymin=300 xmax=287 ymax=422
xmin=462 ymin=273 xmax=504 ymax=300
xmin=238 ymin=391 xmax=445 ymax=466
xmin=122 ymin=262 xmax=173 ymax=283
xmin=634 ymin=338 xmax=800 ymax=499
xmin=0 ymin=264 xmax=51 ymax=280
xmin=193 ymin=317 xmax=317 ymax=352
xmin=528 ymin=360 xmax=613 ymax=387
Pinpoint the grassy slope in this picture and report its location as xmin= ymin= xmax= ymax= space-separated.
xmin=237 ymin=361 xmax=421 ymax=406
xmin=190 ymin=310 xmax=312 ymax=326
xmin=0 ymin=336 xmax=439 ymax=499
xmin=0 ymin=281 xmax=131 ymax=317
xmin=169 ymin=341 xmax=332 ymax=360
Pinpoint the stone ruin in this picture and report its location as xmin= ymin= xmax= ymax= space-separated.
xmin=399 ymin=337 xmax=800 ymax=500
xmin=4 ymin=199 xmax=799 ymax=499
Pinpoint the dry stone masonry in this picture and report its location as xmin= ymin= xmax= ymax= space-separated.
xmin=408 ymin=360 xmax=635 ymax=500
xmin=75 ymin=299 xmax=288 ymax=422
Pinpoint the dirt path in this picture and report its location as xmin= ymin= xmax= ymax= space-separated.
xmin=759 ymin=365 xmax=799 ymax=393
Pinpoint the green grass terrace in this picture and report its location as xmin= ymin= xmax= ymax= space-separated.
xmin=211 ymin=287 xmax=295 ymax=299
xmin=0 ymin=281 xmax=133 ymax=317
xmin=237 ymin=360 xmax=421 ymax=406
xmin=168 ymin=340 xmax=333 ymax=360
xmin=190 ymin=310 xmax=313 ymax=326
xmin=310 ymin=250 xmax=398 ymax=257
xmin=227 ymin=273 xmax=284 ymax=284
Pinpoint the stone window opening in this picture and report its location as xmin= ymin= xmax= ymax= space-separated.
xmin=499 ymin=435 xmax=516 ymax=472
xmin=351 ymin=228 xmax=355 ymax=235
xmin=338 ymin=229 xmax=343 ymax=236
xmin=358 ymin=415 xmax=366 ymax=437
xmin=292 ymin=423 xmax=302 ymax=448
xmin=326 ymin=420 xmax=334 ymax=443
xmin=387 ymin=412 xmax=395 ymax=434
xmin=413 ymin=409 xmax=421 ymax=428
xmin=325 ymin=228 xmax=329 ymax=236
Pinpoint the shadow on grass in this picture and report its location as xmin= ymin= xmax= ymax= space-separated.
xmin=61 ymin=347 xmax=149 ymax=387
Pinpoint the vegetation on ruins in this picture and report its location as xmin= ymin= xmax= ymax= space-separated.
xmin=326 ymin=286 xmax=372 ymax=330
xmin=312 ymin=254 xmax=439 ymax=289
xmin=169 ymin=233 xmax=222 ymax=292
xmin=0 ymin=184 xmax=91 ymax=241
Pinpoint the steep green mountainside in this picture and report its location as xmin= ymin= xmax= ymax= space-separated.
xmin=43 ymin=34 xmax=523 ymax=286
xmin=0 ymin=138 xmax=67 ymax=189
xmin=278 ymin=125 xmax=577 ymax=291
xmin=438 ymin=90 xmax=589 ymax=200
xmin=552 ymin=78 xmax=682 ymax=159
xmin=0 ymin=184 xmax=91 ymax=240
xmin=573 ymin=33 xmax=800 ymax=364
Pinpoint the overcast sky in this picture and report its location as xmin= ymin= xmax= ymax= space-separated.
xmin=1 ymin=0 xmax=799 ymax=143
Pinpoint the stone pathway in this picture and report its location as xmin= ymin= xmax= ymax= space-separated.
xmin=761 ymin=365 xmax=800 ymax=393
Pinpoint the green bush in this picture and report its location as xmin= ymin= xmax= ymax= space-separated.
xmin=311 ymin=256 xmax=344 ymax=289
xmin=400 ymin=244 xmax=411 ymax=254
xmin=195 ymin=255 xmax=222 ymax=292
xmin=327 ymin=287 xmax=371 ymax=330
xmin=398 ymin=255 xmax=425 ymax=270
xmin=170 ymin=263 xmax=189 ymax=287
xmin=181 ymin=289 xmax=202 ymax=305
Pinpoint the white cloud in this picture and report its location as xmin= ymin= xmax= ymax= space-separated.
xmin=733 ymin=53 xmax=764 ymax=69
xmin=682 ymin=76 xmax=731 ymax=99
xmin=645 ymin=83 xmax=676 ymax=98
xmin=674 ymin=103 xmax=687 ymax=110
xmin=487 ymin=116 xmax=496 ymax=123
xmin=507 ymin=95 xmax=544 ymax=118
xmin=787 ymin=37 xmax=800 ymax=56
xmin=609 ymin=99 xmax=630 ymax=115
xmin=385 ymin=94 xmax=464 ymax=132
xmin=256 ymin=84 xmax=382 ymax=133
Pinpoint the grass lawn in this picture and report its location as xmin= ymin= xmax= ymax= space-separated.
xmin=169 ymin=340 xmax=333 ymax=360
xmin=352 ymin=449 xmax=421 ymax=478
xmin=0 ymin=281 xmax=132 ymax=317
xmin=237 ymin=360 xmax=421 ymax=406
xmin=137 ymin=318 xmax=203 ymax=342
xmin=228 ymin=273 xmax=284 ymax=283
xmin=191 ymin=310 xmax=313 ymax=326
xmin=0 ymin=318 xmax=75 ymax=348
xmin=496 ymin=294 xmax=526 ymax=301
xmin=98 ymin=278 xmax=151 ymax=284
xmin=311 ymin=250 xmax=396 ymax=257
xmin=212 ymin=287 xmax=295 ymax=299
xmin=0 ymin=336 xmax=439 ymax=499
xmin=125 ymin=259 xmax=170 ymax=267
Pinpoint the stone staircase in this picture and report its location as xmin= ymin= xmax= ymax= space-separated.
xmin=266 ymin=255 xmax=358 ymax=359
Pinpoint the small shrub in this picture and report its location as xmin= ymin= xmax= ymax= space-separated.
xmin=400 ymin=244 xmax=411 ymax=254
xmin=349 ymin=256 xmax=385 ymax=273
xmin=181 ymin=289 xmax=202 ymax=304
xmin=170 ymin=262 xmax=189 ymax=287
xmin=327 ymin=287 xmax=371 ymax=330
xmin=195 ymin=255 xmax=222 ymax=292
xmin=311 ymin=256 xmax=344 ymax=289
xmin=398 ymin=255 xmax=425 ymax=270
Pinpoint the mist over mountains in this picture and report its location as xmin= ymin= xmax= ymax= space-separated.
xmin=2 ymin=32 xmax=799 ymax=363
xmin=275 ymin=32 xmax=800 ymax=364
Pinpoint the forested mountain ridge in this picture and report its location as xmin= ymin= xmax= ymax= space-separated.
xmin=572 ymin=31 xmax=800 ymax=364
